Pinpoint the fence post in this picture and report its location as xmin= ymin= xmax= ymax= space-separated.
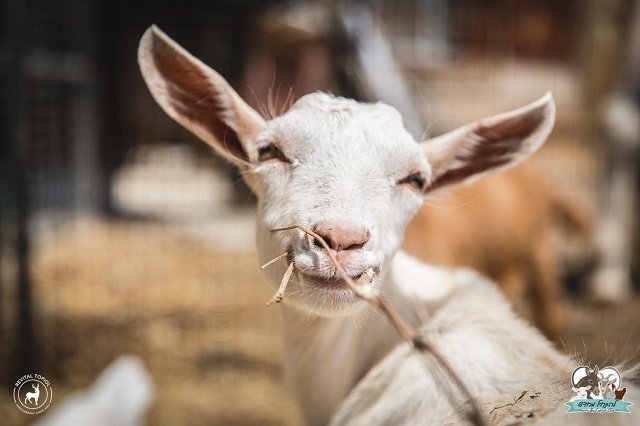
xmin=7 ymin=0 xmax=35 ymax=378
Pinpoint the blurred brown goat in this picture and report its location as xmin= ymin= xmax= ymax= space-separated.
xmin=403 ymin=165 xmax=592 ymax=339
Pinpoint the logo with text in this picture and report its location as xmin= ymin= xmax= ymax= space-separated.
xmin=565 ymin=365 xmax=631 ymax=413
xmin=13 ymin=373 xmax=53 ymax=415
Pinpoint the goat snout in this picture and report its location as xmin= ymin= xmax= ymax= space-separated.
xmin=311 ymin=220 xmax=370 ymax=252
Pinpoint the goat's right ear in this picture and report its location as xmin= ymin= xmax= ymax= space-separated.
xmin=138 ymin=25 xmax=266 ymax=168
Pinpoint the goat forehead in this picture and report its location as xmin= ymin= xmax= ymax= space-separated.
xmin=268 ymin=93 xmax=421 ymax=167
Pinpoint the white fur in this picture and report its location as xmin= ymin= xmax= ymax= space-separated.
xmin=137 ymin=26 xmax=638 ymax=426
xmin=255 ymin=93 xmax=428 ymax=318
xmin=331 ymin=269 xmax=573 ymax=425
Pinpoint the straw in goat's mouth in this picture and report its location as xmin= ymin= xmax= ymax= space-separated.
xmin=262 ymin=225 xmax=391 ymax=308
xmin=260 ymin=248 xmax=377 ymax=306
xmin=264 ymin=262 xmax=294 ymax=306
xmin=355 ymin=267 xmax=376 ymax=292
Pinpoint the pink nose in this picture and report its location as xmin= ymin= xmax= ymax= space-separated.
xmin=312 ymin=220 xmax=370 ymax=251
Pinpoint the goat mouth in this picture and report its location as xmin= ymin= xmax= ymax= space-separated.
xmin=300 ymin=266 xmax=381 ymax=291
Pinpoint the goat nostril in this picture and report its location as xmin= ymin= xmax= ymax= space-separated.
xmin=309 ymin=232 xmax=333 ymax=250
xmin=313 ymin=236 xmax=330 ymax=250
xmin=346 ymin=242 xmax=365 ymax=251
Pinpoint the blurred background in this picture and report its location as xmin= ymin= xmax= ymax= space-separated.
xmin=1 ymin=0 xmax=640 ymax=424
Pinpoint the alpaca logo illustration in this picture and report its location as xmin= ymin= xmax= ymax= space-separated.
xmin=565 ymin=365 xmax=632 ymax=413
xmin=12 ymin=373 xmax=53 ymax=415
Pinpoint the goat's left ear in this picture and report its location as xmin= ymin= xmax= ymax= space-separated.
xmin=422 ymin=93 xmax=555 ymax=192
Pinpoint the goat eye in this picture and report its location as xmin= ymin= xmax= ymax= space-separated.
xmin=399 ymin=173 xmax=427 ymax=192
xmin=257 ymin=143 xmax=288 ymax=163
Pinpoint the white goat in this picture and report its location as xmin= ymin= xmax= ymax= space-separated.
xmin=138 ymin=26 xmax=637 ymax=425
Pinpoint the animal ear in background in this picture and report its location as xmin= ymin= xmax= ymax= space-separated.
xmin=422 ymin=93 xmax=555 ymax=192
xmin=138 ymin=25 xmax=266 ymax=168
